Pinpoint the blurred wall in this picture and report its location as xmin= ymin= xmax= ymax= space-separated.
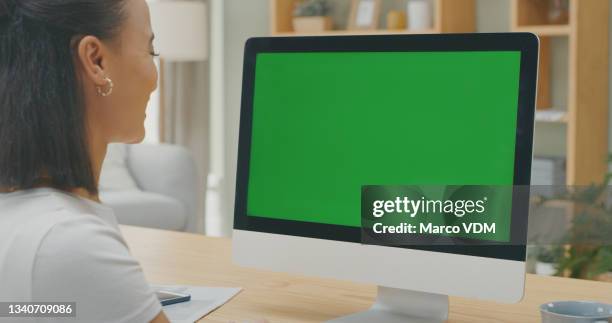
xmin=222 ymin=0 xmax=269 ymax=235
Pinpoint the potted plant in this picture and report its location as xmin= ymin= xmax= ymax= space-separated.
xmin=553 ymin=202 xmax=612 ymax=281
xmin=292 ymin=0 xmax=332 ymax=33
xmin=532 ymin=160 xmax=612 ymax=281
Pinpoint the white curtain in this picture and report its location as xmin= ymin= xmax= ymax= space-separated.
xmin=160 ymin=60 xmax=210 ymax=233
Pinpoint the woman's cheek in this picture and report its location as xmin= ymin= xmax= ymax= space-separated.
xmin=151 ymin=60 xmax=159 ymax=92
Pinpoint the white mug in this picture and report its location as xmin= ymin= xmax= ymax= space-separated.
xmin=540 ymin=301 xmax=612 ymax=323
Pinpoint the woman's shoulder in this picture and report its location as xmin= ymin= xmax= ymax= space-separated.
xmin=0 ymin=187 xmax=126 ymax=279
xmin=30 ymin=203 xmax=161 ymax=323
xmin=0 ymin=188 xmax=128 ymax=301
xmin=0 ymin=187 xmax=119 ymax=231
xmin=8 ymin=189 xmax=131 ymax=271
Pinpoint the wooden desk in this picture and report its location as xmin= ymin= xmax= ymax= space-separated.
xmin=121 ymin=225 xmax=611 ymax=323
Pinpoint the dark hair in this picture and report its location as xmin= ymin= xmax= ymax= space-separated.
xmin=0 ymin=0 xmax=126 ymax=194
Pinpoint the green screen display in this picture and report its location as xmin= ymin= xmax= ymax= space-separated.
xmin=247 ymin=51 xmax=521 ymax=228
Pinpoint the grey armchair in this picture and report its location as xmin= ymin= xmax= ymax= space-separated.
xmin=100 ymin=144 xmax=199 ymax=232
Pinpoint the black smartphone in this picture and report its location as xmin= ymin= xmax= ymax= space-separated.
xmin=156 ymin=290 xmax=191 ymax=306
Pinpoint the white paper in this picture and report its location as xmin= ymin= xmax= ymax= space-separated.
xmin=152 ymin=285 xmax=242 ymax=323
xmin=356 ymin=0 xmax=375 ymax=27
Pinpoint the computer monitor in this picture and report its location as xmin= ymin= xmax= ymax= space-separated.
xmin=233 ymin=33 xmax=538 ymax=322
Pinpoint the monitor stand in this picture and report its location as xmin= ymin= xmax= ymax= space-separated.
xmin=327 ymin=286 xmax=449 ymax=323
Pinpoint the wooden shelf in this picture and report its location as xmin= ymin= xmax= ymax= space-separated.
xmin=270 ymin=0 xmax=476 ymax=36
xmin=535 ymin=109 xmax=568 ymax=123
xmin=513 ymin=24 xmax=571 ymax=37
xmin=510 ymin=0 xmax=610 ymax=185
xmin=272 ymin=28 xmax=438 ymax=37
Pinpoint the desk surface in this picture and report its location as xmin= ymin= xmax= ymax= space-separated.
xmin=121 ymin=225 xmax=611 ymax=323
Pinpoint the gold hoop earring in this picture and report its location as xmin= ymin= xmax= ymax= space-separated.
xmin=96 ymin=76 xmax=114 ymax=97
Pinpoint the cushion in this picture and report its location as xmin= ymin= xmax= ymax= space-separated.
xmin=100 ymin=190 xmax=186 ymax=231
xmin=99 ymin=144 xmax=139 ymax=191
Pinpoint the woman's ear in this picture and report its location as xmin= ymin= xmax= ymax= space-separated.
xmin=76 ymin=35 xmax=109 ymax=87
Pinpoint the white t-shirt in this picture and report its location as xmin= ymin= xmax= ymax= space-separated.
xmin=0 ymin=188 xmax=162 ymax=323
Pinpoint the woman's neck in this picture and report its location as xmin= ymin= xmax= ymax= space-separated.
xmin=70 ymin=187 xmax=102 ymax=203
xmin=76 ymin=127 xmax=108 ymax=203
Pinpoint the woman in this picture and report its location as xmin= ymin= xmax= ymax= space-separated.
xmin=0 ymin=0 xmax=169 ymax=321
